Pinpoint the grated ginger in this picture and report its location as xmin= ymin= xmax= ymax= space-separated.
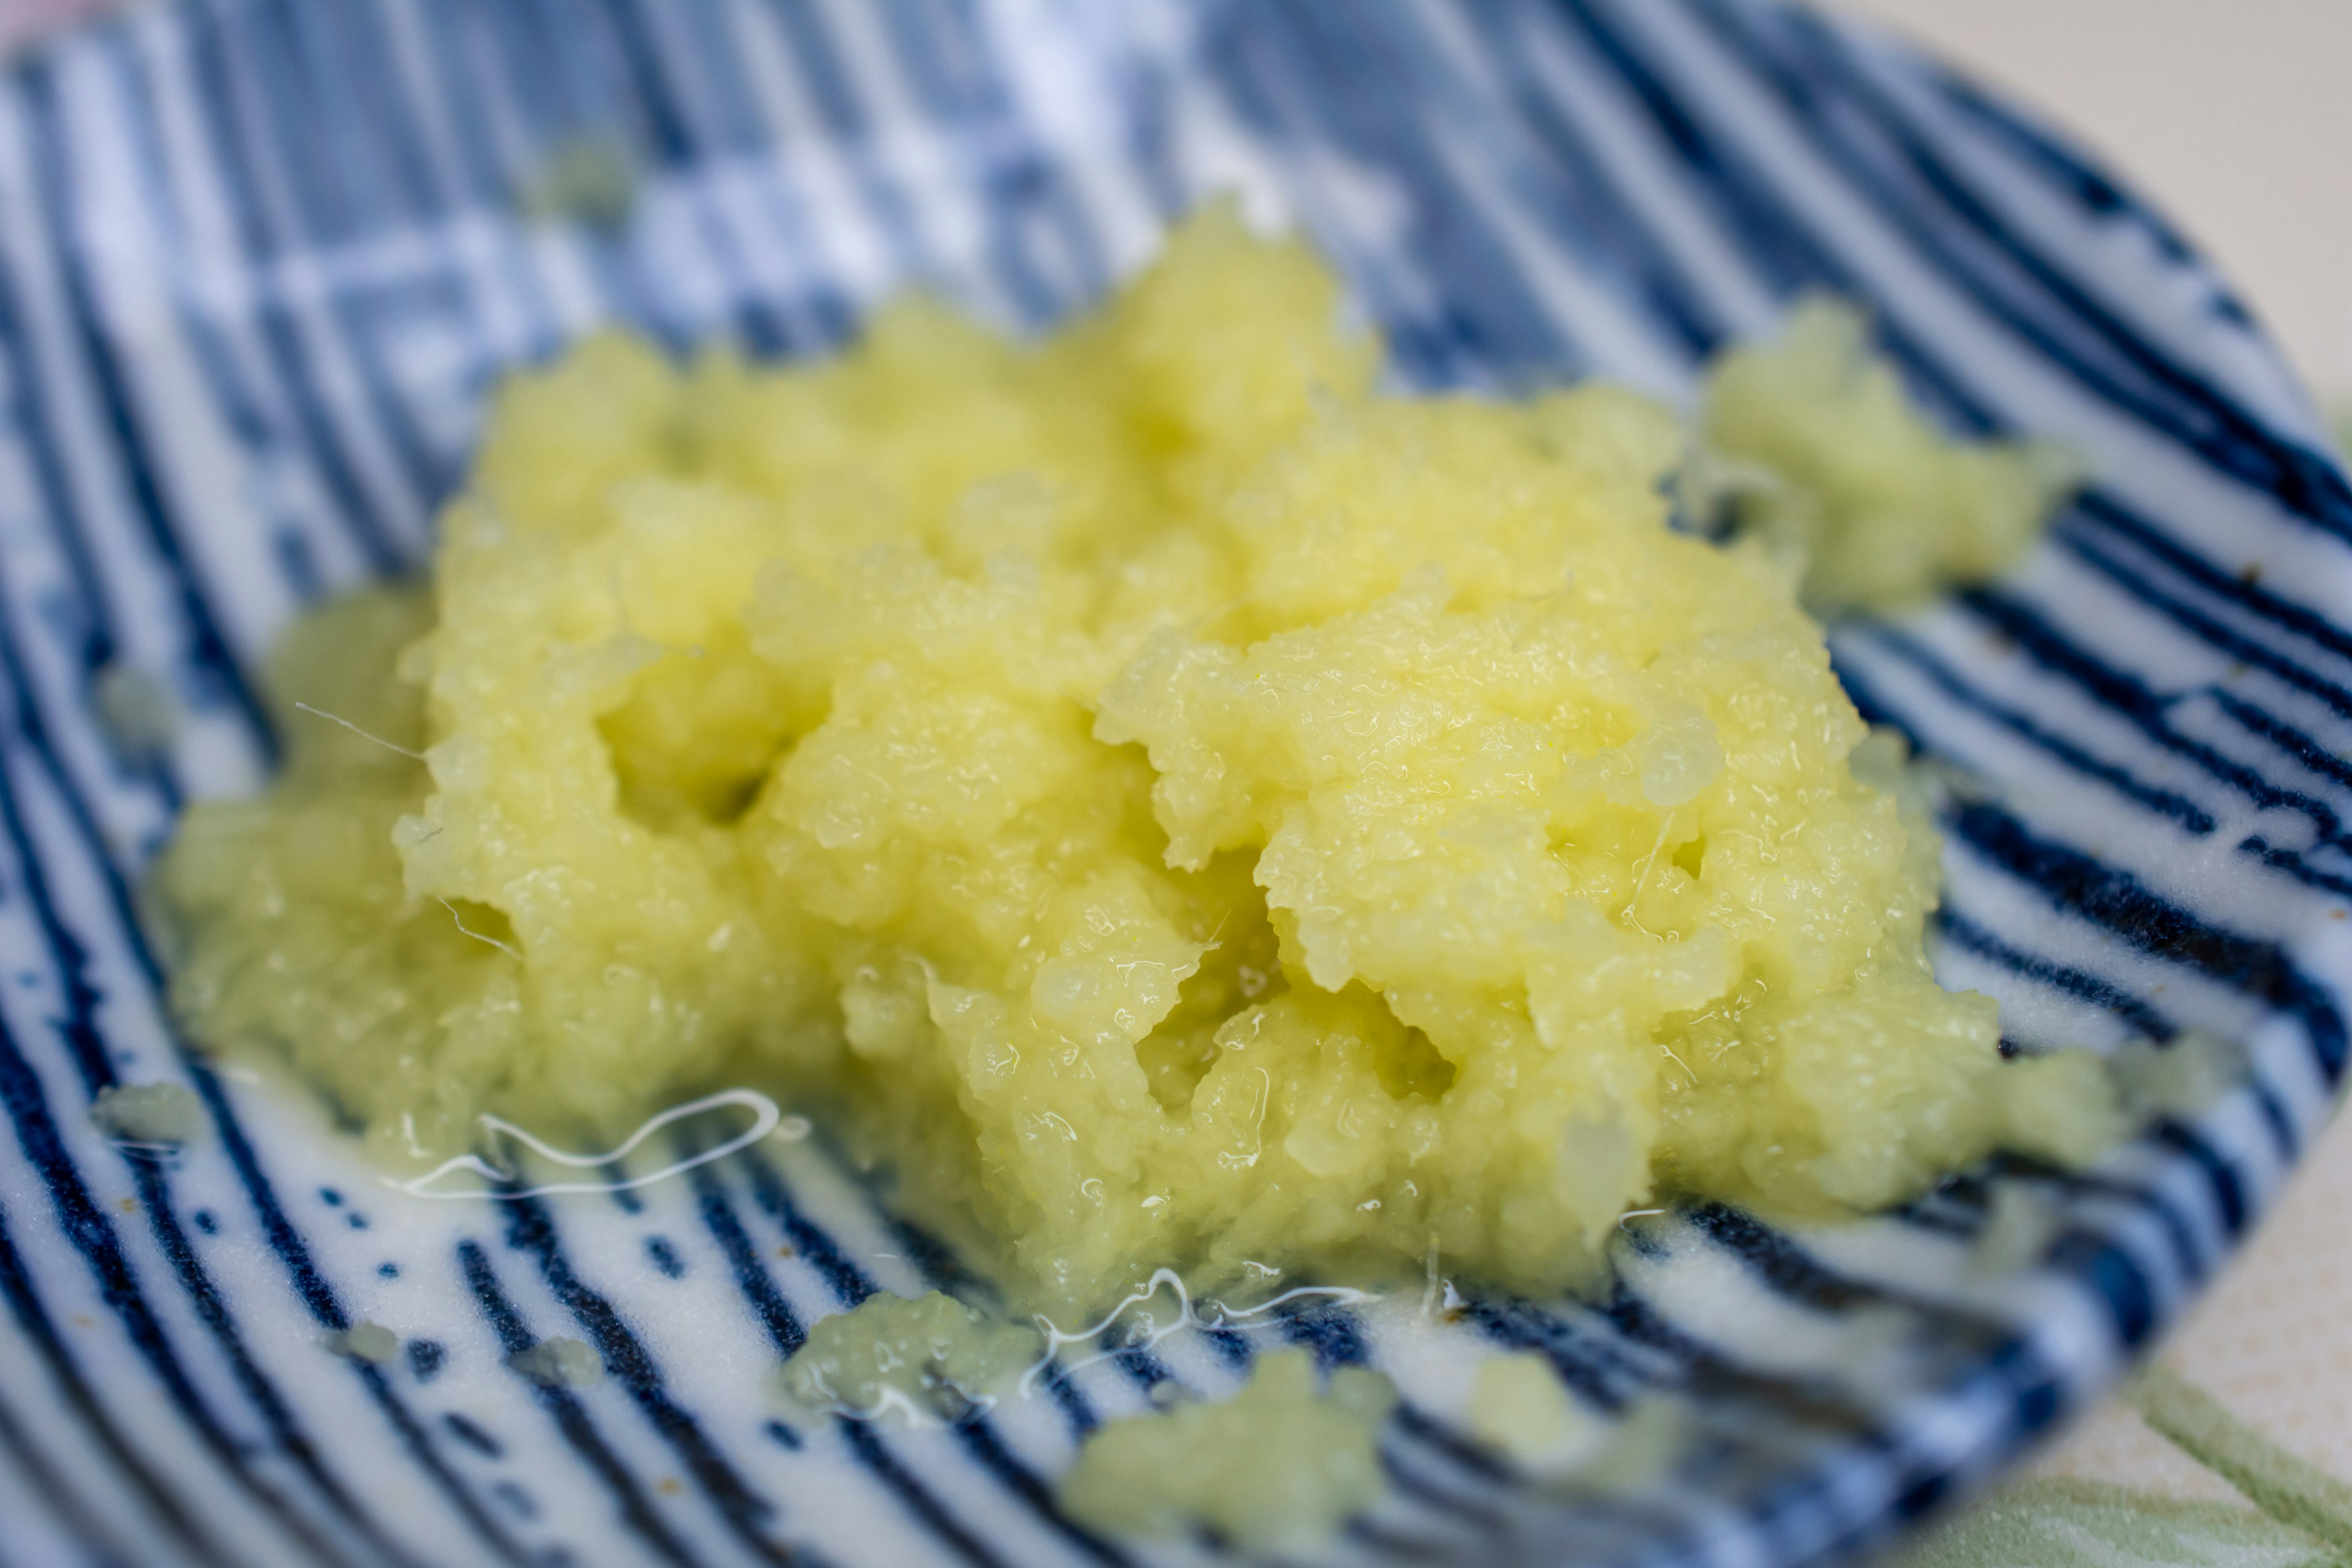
xmin=155 ymin=209 xmax=2116 ymax=1317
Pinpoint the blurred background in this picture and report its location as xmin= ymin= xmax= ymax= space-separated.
xmin=7 ymin=0 xmax=2342 ymax=396
xmin=1837 ymin=0 xmax=2352 ymax=405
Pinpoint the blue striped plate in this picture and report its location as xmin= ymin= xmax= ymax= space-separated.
xmin=0 ymin=2 xmax=2343 ymax=1566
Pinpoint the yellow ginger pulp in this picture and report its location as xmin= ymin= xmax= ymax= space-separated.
xmin=156 ymin=211 xmax=2115 ymax=1315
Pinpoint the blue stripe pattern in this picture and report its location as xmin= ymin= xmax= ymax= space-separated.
xmin=0 ymin=1 xmax=2344 ymax=1566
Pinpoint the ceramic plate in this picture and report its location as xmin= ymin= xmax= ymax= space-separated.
xmin=0 ymin=2 xmax=2345 ymax=1566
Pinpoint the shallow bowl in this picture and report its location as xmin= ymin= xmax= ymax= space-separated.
xmin=1 ymin=2 xmax=2346 ymax=1566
